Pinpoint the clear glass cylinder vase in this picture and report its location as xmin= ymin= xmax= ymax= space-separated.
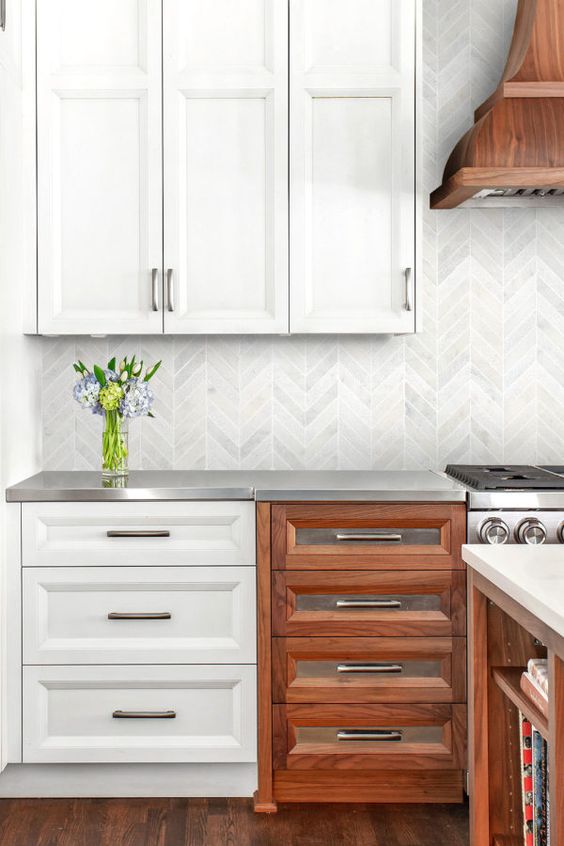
xmin=102 ymin=411 xmax=128 ymax=477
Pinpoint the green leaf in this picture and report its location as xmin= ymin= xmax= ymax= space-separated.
xmin=73 ymin=363 xmax=82 ymax=374
xmin=144 ymin=360 xmax=162 ymax=382
xmin=93 ymin=364 xmax=107 ymax=387
xmin=107 ymin=357 xmax=116 ymax=371
xmin=77 ymin=360 xmax=88 ymax=374
xmin=147 ymin=411 xmax=155 ymax=418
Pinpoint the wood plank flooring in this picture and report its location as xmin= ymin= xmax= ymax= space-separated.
xmin=0 ymin=798 xmax=469 ymax=845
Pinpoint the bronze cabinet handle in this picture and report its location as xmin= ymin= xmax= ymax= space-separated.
xmin=336 ymin=599 xmax=402 ymax=609
xmin=336 ymin=663 xmax=403 ymax=674
xmin=337 ymin=730 xmax=403 ymax=742
xmin=112 ymin=710 xmax=176 ymax=719
xmin=107 ymin=612 xmax=171 ymax=620
xmin=335 ymin=533 xmax=402 ymax=542
xmin=106 ymin=530 xmax=170 ymax=538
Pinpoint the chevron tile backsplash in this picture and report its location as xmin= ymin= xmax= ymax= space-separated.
xmin=41 ymin=0 xmax=564 ymax=471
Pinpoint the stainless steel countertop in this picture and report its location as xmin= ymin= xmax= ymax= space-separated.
xmin=5 ymin=470 xmax=466 ymax=502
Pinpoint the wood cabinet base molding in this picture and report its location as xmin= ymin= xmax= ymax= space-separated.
xmin=255 ymin=501 xmax=467 ymax=812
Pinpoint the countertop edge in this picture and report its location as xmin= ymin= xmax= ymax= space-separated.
xmin=462 ymin=544 xmax=564 ymax=639
xmin=5 ymin=487 xmax=256 ymax=503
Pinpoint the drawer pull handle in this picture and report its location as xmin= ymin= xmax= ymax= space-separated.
xmin=108 ymin=612 xmax=172 ymax=621
xmin=112 ymin=710 xmax=176 ymax=719
xmin=336 ymin=599 xmax=402 ymax=610
xmin=337 ymin=730 xmax=403 ymax=742
xmin=337 ymin=663 xmax=403 ymax=674
xmin=106 ymin=530 xmax=171 ymax=538
xmin=335 ymin=533 xmax=402 ymax=543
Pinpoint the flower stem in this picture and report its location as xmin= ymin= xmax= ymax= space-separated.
xmin=102 ymin=411 xmax=128 ymax=475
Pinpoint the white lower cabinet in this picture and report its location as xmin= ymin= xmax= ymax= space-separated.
xmin=23 ymin=664 xmax=257 ymax=764
xmin=23 ymin=566 xmax=256 ymax=665
xmin=15 ymin=500 xmax=258 ymax=778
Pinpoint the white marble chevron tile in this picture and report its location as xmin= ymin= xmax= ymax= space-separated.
xmin=174 ymin=338 xmax=207 ymax=470
xmin=239 ymin=338 xmax=273 ymax=470
xmin=337 ymin=337 xmax=373 ymax=470
xmin=303 ymin=338 xmax=338 ymax=470
xmin=272 ymin=337 xmax=308 ymax=469
xmin=205 ymin=338 xmax=242 ymax=469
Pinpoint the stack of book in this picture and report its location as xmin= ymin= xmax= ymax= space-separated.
xmin=519 ymin=659 xmax=550 ymax=846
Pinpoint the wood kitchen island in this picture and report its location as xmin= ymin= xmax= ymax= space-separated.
xmin=464 ymin=545 xmax=564 ymax=846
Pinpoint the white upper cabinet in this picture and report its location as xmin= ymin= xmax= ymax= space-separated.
xmin=36 ymin=0 xmax=163 ymax=334
xmin=163 ymin=0 xmax=289 ymax=333
xmin=289 ymin=0 xmax=416 ymax=334
xmin=33 ymin=0 xmax=418 ymax=335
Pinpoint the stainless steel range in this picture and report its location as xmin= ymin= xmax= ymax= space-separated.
xmin=444 ymin=464 xmax=564 ymax=545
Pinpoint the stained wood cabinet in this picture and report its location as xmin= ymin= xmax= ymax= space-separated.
xmin=255 ymin=501 xmax=467 ymax=812
xmin=32 ymin=0 xmax=419 ymax=335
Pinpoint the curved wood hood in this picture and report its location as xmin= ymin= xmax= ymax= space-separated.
xmin=431 ymin=0 xmax=564 ymax=209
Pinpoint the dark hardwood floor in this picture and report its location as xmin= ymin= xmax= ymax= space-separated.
xmin=0 ymin=798 xmax=469 ymax=846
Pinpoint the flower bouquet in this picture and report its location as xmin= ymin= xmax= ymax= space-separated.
xmin=73 ymin=355 xmax=161 ymax=477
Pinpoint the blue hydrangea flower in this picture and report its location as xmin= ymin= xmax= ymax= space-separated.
xmin=73 ymin=373 xmax=101 ymax=410
xmin=119 ymin=378 xmax=154 ymax=418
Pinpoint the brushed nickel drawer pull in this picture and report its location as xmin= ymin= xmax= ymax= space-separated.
xmin=336 ymin=663 xmax=403 ymax=674
xmin=337 ymin=729 xmax=403 ymax=742
xmin=106 ymin=530 xmax=171 ymax=538
xmin=112 ymin=710 xmax=176 ymax=719
xmin=335 ymin=533 xmax=402 ymax=542
xmin=108 ymin=612 xmax=172 ymax=621
xmin=336 ymin=599 xmax=402 ymax=609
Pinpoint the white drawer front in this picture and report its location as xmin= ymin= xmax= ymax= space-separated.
xmin=23 ymin=665 xmax=257 ymax=764
xmin=22 ymin=502 xmax=255 ymax=566
xmin=23 ymin=567 xmax=256 ymax=665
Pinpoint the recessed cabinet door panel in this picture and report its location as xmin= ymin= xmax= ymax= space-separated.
xmin=290 ymin=0 xmax=416 ymax=334
xmin=23 ymin=566 xmax=256 ymax=664
xmin=36 ymin=0 xmax=162 ymax=334
xmin=164 ymin=0 xmax=288 ymax=333
xmin=23 ymin=665 xmax=257 ymax=764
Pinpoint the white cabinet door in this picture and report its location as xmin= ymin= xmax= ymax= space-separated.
xmin=36 ymin=0 xmax=163 ymax=334
xmin=23 ymin=566 xmax=256 ymax=664
xmin=23 ymin=664 xmax=257 ymax=763
xmin=163 ymin=0 xmax=288 ymax=333
xmin=290 ymin=0 xmax=416 ymax=334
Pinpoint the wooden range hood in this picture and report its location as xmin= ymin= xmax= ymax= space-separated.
xmin=431 ymin=0 xmax=564 ymax=209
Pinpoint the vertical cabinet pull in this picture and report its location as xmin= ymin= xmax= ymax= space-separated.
xmin=404 ymin=267 xmax=413 ymax=312
xmin=166 ymin=269 xmax=175 ymax=312
xmin=151 ymin=268 xmax=160 ymax=312
xmin=0 ymin=0 xmax=5 ymax=31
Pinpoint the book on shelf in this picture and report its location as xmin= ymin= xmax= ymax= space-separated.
xmin=528 ymin=658 xmax=548 ymax=696
xmin=521 ymin=671 xmax=549 ymax=720
xmin=520 ymin=713 xmax=534 ymax=846
xmin=532 ymin=726 xmax=549 ymax=846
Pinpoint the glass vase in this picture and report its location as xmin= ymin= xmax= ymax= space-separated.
xmin=102 ymin=411 xmax=128 ymax=477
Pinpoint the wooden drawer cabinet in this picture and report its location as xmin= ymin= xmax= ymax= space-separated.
xmin=23 ymin=566 xmax=256 ymax=665
xmin=255 ymin=501 xmax=467 ymax=812
xmin=272 ymin=637 xmax=466 ymax=705
xmin=22 ymin=501 xmax=255 ymax=567
xmin=272 ymin=570 xmax=466 ymax=637
xmin=273 ymin=704 xmax=466 ymax=772
xmin=271 ymin=503 xmax=466 ymax=569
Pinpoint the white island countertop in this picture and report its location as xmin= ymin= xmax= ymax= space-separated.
xmin=463 ymin=544 xmax=564 ymax=639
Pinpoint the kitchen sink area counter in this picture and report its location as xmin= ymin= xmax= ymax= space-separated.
xmin=6 ymin=470 xmax=467 ymax=503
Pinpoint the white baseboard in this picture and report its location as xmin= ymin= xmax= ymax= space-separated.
xmin=0 ymin=763 xmax=257 ymax=798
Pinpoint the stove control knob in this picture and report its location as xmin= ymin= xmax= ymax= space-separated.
xmin=479 ymin=518 xmax=510 ymax=545
xmin=516 ymin=519 xmax=547 ymax=545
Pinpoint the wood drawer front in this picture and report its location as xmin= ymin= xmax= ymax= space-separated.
xmin=23 ymin=566 xmax=256 ymax=665
xmin=272 ymin=503 xmax=466 ymax=570
xmin=272 ymin=637 xmax=467 ymax=705
xmin=272 ymin=571 xmax=467 ymax=637
xmin=23 ymin=665 xmax=257 ymax=764
xmin=273 ymin=703 xmax=466 ymax=771
xmin=22 ymin=502 xmax=255 ymax=567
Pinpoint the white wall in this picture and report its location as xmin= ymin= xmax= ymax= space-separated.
xmin=0 ymin=0 xmax=42 ymax=768
xmin=38 ymin=0 xmax=564 ymax=471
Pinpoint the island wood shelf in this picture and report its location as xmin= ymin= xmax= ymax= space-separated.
xmin=468 ymin=566 xmax=564 ymax=846
xmin=491 ymin=666 xmax=549 ymax=741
